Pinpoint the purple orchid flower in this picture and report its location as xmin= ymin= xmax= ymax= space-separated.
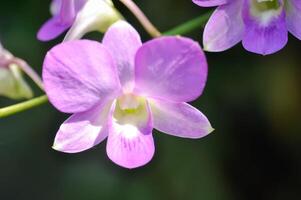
xmin=37 ymin=0 xmax=87 ymax=41
xmin=193 ymin=0 xmax=301 ymax=55
xmin=42 ymin=21 xmax=213 ymax=169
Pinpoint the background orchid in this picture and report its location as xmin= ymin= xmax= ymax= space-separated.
xmin=37 ymin=0 xmax=87 ymax=41
xmin=193 ymin=0 xmax=301 ymax=55
xmin=43 ymin=21 xmax=213 ymax=168
xmin=37 ymin=0 xmax=121 ymax=41
xmin=64 ymin=0 xmax=123 ymax=41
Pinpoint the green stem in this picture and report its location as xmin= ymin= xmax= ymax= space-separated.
xmin=0 ymin=95 xmax=48 ymax=118
xmin=163 ymin=11 xmax=212 ymax=36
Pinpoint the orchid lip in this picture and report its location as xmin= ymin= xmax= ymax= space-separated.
xmin=115 ymin=93 xmax=148 ymax=119
xmin=112 ymin=94 xmax=151 ymax=141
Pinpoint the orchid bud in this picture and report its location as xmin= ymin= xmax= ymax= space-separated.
xmin=0 ymin=45 xmax=33 ymax=99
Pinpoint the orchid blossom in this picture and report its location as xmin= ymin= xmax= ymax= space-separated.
xmin=42 ymin=21 xmax=213 ymax=168
xmin=193 ymin=0 xmax=301 ymax=55
xmin=38 ymin=0 xmax=121 ymax=41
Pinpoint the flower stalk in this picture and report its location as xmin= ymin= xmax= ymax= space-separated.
xmin=0 ymin=95 xmax=48 ymax=118
xmin=11 ymin=58 xmax=44 ymax=90
xmin=119 ymin=0 xmax=161 ymax=37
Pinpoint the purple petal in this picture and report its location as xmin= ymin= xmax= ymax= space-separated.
xmin=59 ymin=0 xmax=76 ymax=25
xmin=43 ymin=40 xmax=121 ymax=113
xmin=106 ymin=101 xmax=154 ymax=169
xmin=150 ymin=99 xmax=213 ymax=139
xmin=134 ymin=36 xmax=207 ymax=103
xmin=37 ymin=16 xmax=72 ymax=41
xmin=53 ymin=101 xmax=112 ymax=153
xmin=103 ymin=21 xmax=142 ymax=93
xmin=193 ymin=0 xmax=228 ymax=7
xmin=74 ymin=0 xmax=87 ymax=12
xmin=242 ymin=2 xmax=288 ymax=55
xmin=203 ymin=0 xmax=244 ymax=52
xmin=38 ymin=0 xmax=86 ymax=41
xmin=286 ymin=0 xmax=301 ymax=40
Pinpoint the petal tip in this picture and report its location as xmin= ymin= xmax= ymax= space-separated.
xmin=52 ymin=143 xmax=63 ymax=152
xmin=52 ymin=141 xmax=76 ymax=153
xmin=207 ymin=126 xmax=215 ymax=134
xmin=203 ymin=45 xmax=209 ymax=52
xmin=51 ymin=143 xmax=77 ymax=153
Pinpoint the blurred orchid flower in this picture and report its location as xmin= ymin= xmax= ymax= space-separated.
xmin=42 ymin=21 xmax=213 ymax=169
xmin=64 ymin=0 xmax=123 ymax=41
xmin=38 ymin=0 xmax=122 ymax=41
xmin=193 ymin=0 xmax=301 ymax=55
xmin=38 ymin=0 xmax=87 ymax=41
xmin=0 ymin=43 xmax=33 ymax=99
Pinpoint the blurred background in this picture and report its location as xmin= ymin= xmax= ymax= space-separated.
xmin=0 ymin=0 xmax=300 ymax=199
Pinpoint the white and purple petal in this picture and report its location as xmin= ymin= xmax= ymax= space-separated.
xmin=106 ymin=100 xmax=154 ymax=169
xmin=286 ymin=0 xmax=301 ymax=40
xmin=102 ymin=21 xmax=141 ymax=93
xmin=242 ymin=0 xmax=288 ymax=55
xmin=53 ymin=101 xmax=112 ymax=153
xmin=43 ymin=40 xmax=121 ymax=113
xmin=64 ymin=0 xmax=122 ymax=41
xmin=150 ymin=99 xmax=213 ymax=139
xmin=134 ymin=36 xmax=207 ymax=103
xmin=203 ymin=0 xmax=244 ymax=52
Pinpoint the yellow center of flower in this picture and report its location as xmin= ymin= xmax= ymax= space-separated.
xmin=250 ymin=0 xmax=283 ymax=26
xmin=117 ymin=93 xmax=145 ymax=114
xmin=253 ymin=0 xmax=280 ymax=11
xmin=114 ymin=93 xmax=147 ymax=124
xmin=112 ymin=94 xmax=149 ymax=139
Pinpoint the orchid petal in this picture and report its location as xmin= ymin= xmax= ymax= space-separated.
xmin=242 ymin=3 xmax=287 ymax=55
xmin=64 ymin=0 xmax=122 ymax=41
xmin=134 ymin=36 xmax=207 ymax=103
xmin=37 ymin=16 xmax=72 ymax=41
xmin=286 ymin=0 xmax=301 ymax=40
xmin=53 ymin=101 xmax=112 ymax=153
xmin=203 ymin=0 xmax=244 ymax=52
xmin=106 ymin=101 xmax=154 ymax=169
xmin=74 ymin=0 xmax=88 ymax=12
xmin=102 ymin=21 xmax=141 ymax=93
xmin=59 ymin=0 xmax=76 ymax=24
xmin=192 ymin=0 xmax=228 ymax=7
xmin=43 ymin=40 xmax=121 ymax=113
xmin=150 ymin=99 xmax=213 ymax=139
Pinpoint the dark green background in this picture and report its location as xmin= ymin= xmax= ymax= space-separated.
xmin=0 ymin=0 xmax=300 ymax=199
